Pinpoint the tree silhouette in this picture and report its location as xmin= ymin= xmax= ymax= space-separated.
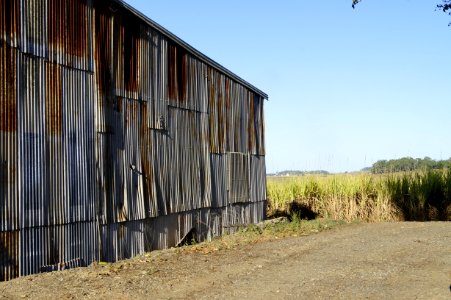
xmin=437 ymin=1 xmax=451 ymax=12
xmin=437 ymin=1 xmax=451 ymax=19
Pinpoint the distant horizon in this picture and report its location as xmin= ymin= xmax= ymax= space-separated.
xmin=268 ymin=155 xmax=451 ymax=174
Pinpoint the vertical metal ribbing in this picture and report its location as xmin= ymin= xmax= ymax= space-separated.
xmin=0 ymin=0 xmax=20 ymax=48
xmin=19 ymin=53 xmax=46 ymax=229
xmin=0 ymin=46 xmax=19 ymax=232
xmin=210 ymin=154 xmax=227 ymax=208
xmin=20 ymin=0 xmax=48 ymax=58
xmin=250 ymin=155 xmax=266 ymax=203
xmin=61 ymin=67 xmax=95 ymax=224
xmin=123 ymin=98 xmax=146 ymax=222
xmin=1 ymin=0 xmax=266 ymax=281
xmin=228 ymin=152 xmax=250 ymax=204
xmin=0 ymin=231 xmax=20 ymax=281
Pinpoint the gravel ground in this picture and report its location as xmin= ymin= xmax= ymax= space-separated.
xmin=1 ymin=222 xmax=450 ymax=299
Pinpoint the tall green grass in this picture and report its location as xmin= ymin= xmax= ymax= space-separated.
xmin=267 ymin=170 xmax=451 ymax=222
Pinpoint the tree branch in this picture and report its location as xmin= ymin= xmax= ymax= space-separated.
xmin=352 ymin=0 xmax=362 ymax=9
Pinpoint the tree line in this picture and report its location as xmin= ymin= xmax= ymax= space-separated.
xmin=369 ymin=157 xmax=451 ymax=174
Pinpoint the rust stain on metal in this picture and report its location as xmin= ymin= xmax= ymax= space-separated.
xmin=224 ymin=77 xmax=230 ymax=109
xmin=66 ymin=0 xmax=89 ymax=58
xmin=168 ymin=44 xmax=177 ymax=101
xmin=168 ymin=43 xmax=188 ymax=103
xmin=122 ymin=11 xmax=141 ymax=94
xmin=0 ymin=46 xmax=16 ymax=132
xmin=0 ymin=231 xmax=19 ymax=281
xmin=224 ymin=77 xmax=231 ymax=151
xmin=0 ymin=0 xmax=20 ymax=46
xmin=248 ymin=91 xmax=256 ymax=153
xmin=45 ymin=63 xmax=62 ymax=134
xmin=180 ymin=52 xmax=188 ymax=102
xmin=48 ymin=0 xmax=65 ymax=50
xmin=258 ymin=100 xmax=265 ymax=155
xmin=47 ymin=0 xmax=90 ymax=64
xmin=207 ymin=67 xmax=215 ymax=149
xmin=94 ymin=4 xmax=113 ymax=96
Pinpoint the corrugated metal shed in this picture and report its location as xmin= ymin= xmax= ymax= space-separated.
xmin=0 ymin=0 xmax=267 ymax=281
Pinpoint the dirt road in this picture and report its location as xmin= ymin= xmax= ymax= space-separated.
xmin=1 ymin=222 xmax=450 ymax=299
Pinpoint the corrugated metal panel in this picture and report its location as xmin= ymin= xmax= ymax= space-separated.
xmin=227 ymin=83 xmax=249 ymax=153
xmin=20 ymin=221 xmax=97 ymax=276
xmin=145 ymin=214 xmax=178 ymax=251
xmin=145 ymin=129 xmax=171 ymax=217
xmin=100 ymin=220 xmax=146 ymax=262
xmin=187 ymin=56 xmax=208 ymax=113
xmin=112 ymin=10 xmax=124 ymax=98
xmin=18 ymin=57 xmax=95 ymax=228
xmin=167 ymin=43 xmax=186 ymax=106
xmin=222 ymin=201 xmax=266 ymax=233
xmin=138 ymin=24 xmax=152 ymax=101
xmin=61 ymin=67 xmax=95 ymax=224
xmin=207 ymin=69 xmax=263 ymax=155
xmin=20 ymin=0 xmax=48 ymax=58
xmin=96 ymin=99 xmax=174 ymax=224
xmin=148 ymin=29 xmax=168 ymax=129
xmin=168 ymin=46 xmax=208 ymax=113
xmin=47 ymin=0 xmax=64 ymax=64
xmin=167 ymin=108 xmax=211 ymax=213
xmin=93 ymin=2 xmax=113 ymax=101
xmin=208 ymin=209 xmax=223 ymax=240
xmin=122 ymin=11 xmax=141 ymax=99
xmin=250 ymin=201 xmax=266 ymax=227
xmin=255 ymin=95 xmax=265 ymax=156
xmin=92 ymin=2 xmax=125 ymax=97
xmin=123 ymin=98 xmax=146 ymax=221
xmin=45 ymin=62 xmax=65 ymax=225
xmin=0 ymin=46 xmax=19 ymax=231
xmin=100 ymin=203 xmax=264 ymax=263
xmin=152 ymin=28 xmax=168 ymax=105
xmin=0 ymin=230 xmax=20 ymax=281
xmin=96 ymin=96 xmax=126 ymax=224
xmin=208 ymin=69 xmax=227 ymax=154
xmin=222 ymin=204 xmax=249 ymax=233
xmin=101 ymin=215 xmax=179 ymax=262
xmin=248 ymin=92 xmax=265 ymax=156
xmin=65 ymin=0 xmax=93 ymax=70
xmin=210 ymin=154 xmax=227 ymax=208
xmin=250 ymin=155 xmax=267 ymax=202
xmin=148 ymin=98 xmax=168 ymax=130
xmin=0 ymin=0 xmax=20 ymax=48
xmin=228 ymin=152 xmax=250 ymax=204
xmin=18 ymin=53 xmax=46 ymax=228
xmin=48 ymin=0 xmax=93 ymax=71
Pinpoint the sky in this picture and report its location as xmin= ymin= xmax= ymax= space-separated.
xmin=125 ymin=0 xmax=451 ymax=173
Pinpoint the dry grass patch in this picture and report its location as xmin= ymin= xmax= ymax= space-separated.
xmin=177 ymin=218 xmax=348 ymax=254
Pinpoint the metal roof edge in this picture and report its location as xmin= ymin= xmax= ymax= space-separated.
xmin=112 ymin=0 xmax=269 ymax=100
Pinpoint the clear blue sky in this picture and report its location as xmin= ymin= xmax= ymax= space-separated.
xmin=126 ymin=0 xmax=451 ymax=173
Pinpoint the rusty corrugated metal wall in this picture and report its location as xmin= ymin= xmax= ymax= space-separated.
xmin=0 ymin=0 xmax=267 ymax=281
